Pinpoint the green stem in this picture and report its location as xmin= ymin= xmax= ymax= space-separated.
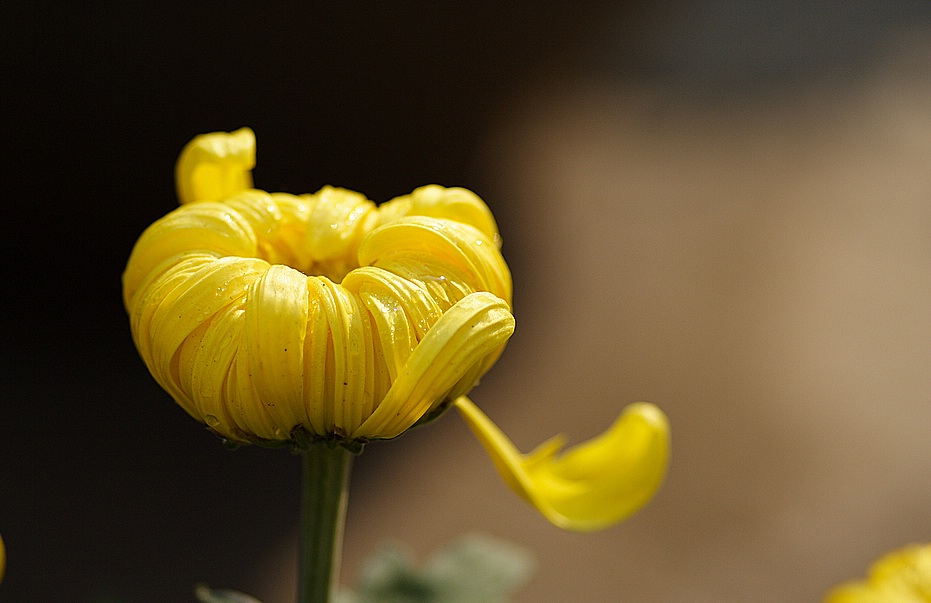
xmin=298 ymin=443 xmax=354 ymax=603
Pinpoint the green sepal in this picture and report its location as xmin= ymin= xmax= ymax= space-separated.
xmin=205 ymin=423 xmax=368 ymax=455
xmin=287 ymin=424 xmax=367 ymax=455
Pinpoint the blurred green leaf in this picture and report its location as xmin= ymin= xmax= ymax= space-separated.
xmin=344 ymin=534 xmax=535 ymax=603
xmin=423 ymin=534 xmax=536 ymax=602
xmin=194 ymin=583 xmax=263 ymax=603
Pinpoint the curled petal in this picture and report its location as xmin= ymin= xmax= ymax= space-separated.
xmin=122 ymin=202 xmax=258 ymax=309
xmin=384 ymin=184 xmax=501 ymax=246
xmin=359 ymin=217 xmax=512 ymax=307
xmin=305 ymin=186 xmax=376 ymax=266
xmin=355 ymin=292 xmax=515 ymax=439
xmin=454 ymin=397 xmax=669 ymax=532
xmin=175 ymin=127 xmax=256 ymax=204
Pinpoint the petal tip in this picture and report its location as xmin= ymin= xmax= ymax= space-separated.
xmin=175 ymin=128 xmax=257 ymax=205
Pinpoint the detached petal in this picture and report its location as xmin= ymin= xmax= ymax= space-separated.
xmin=454 ymin=397 xmax=669 ymax=532
xmin=175 ymin=128 xmax=256 ymax=204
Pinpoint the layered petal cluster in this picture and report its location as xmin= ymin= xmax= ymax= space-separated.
xmin=125 ymin=129 xmax=512 ymax=444
xmin=123 ymin=129 xmax=669 ymax=530
xmin=825 ymin=544 xmax=931 ymax=603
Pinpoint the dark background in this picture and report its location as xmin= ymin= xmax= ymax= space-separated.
xmin=3 ymin=2 xmax=930 ymax=601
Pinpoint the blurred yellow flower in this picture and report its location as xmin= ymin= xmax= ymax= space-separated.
xmin=825 ymin=544 xmax=931 ymax=603
xmin=123 ymin=129 xmax=669 ymax=530
xmin=0 ymin=532 xmax=5 ymax=584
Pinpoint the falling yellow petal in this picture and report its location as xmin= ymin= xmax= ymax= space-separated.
xmin=824 ymin=544 xmax=931 ymax=603
xmin=454 ymin=396 xmax=669 ymax=531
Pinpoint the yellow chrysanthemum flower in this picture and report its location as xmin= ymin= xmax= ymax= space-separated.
xmin=122 ymin=128 xmax=669 ymax=530
xmin=825 ymin=544 xmax=931 ymax=603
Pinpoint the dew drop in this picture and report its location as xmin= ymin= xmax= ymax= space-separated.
xmin=273 ymin=427 xmax=287 ymax=439
xmin=205 ymin=414 xmax=220 ymax=427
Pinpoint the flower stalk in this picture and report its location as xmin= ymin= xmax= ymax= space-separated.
xmin=298 ymin=442 xmax=354 ymax=603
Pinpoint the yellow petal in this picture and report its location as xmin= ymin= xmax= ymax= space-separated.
xmin=303 ymin=276 xmax=372 ymax=435
xmin=359 ymin=216 xmax=512 ymax=307
xmin=241 ymin=265 xmax=311 ymax=435
xmin=354 ymin=292 xmax=515 ymax=440
xmin=389 ymin=184 xmax=501 ymax=245
xmin=305 ymin=186 xmax=376 ymax=265
xmin=454 ymin=397 xmax=669 ymax=532
xmin=122 ymin=201 xmax=259 ymax=310
xmin=175 ymin=128 xmax=256 ymax=205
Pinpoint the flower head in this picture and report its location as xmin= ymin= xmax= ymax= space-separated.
xmin=125 ymin=128 xmax=512 ymax=444
xmin=123 ymin=129 xmax=669 ymax=530
xmin=825 ymin=544 xmax=931 ymax=603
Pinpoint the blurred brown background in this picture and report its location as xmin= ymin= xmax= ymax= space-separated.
xmin=3 ymin=2 xmax=930 ymax=602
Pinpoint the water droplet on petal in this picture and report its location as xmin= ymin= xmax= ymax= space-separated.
xmin=205 ymin=414 xmax=220 ymax=427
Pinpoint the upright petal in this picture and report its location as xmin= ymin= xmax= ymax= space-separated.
xmin=175 ymin=128 xmax=256 ymax=205
xmin=454 ymin=397 xmax=669 ymax=532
